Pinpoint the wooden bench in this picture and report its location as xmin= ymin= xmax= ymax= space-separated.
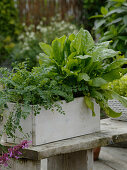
xmin=0 ymin=118 xmax=127 ymax=170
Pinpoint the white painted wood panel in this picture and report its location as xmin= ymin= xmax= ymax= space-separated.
xmin=3 ymin=97 xmax=100 ymax=146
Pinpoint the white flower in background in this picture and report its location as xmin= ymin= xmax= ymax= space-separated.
xmin=29 ymin=32 xmax=35 ymax=39
xmin=24 ymin=42 xmax=28 ymax=47
xmin=18 ymin=34 xmax=24 ymax=40
xmin=26 ymin=32 xmax=29 ymax=36
xmin=37 ymin=25 xmax=41 ymax=30
xmin=28 ymin=24 xmax=34 ymax=31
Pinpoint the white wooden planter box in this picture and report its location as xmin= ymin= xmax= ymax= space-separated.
xmin=1 ymin=97 xmax=100 ymax=146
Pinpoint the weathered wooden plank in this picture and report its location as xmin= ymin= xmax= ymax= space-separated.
xmin=0 ymin=119 xmax=127 ymax=160
xmin=42 ymin=147 xmax=127 ymax=170
xmin=47 ymin=149 xmax=93 ymax=170
xmin=35 ymin=119 xmax=127 ymax=159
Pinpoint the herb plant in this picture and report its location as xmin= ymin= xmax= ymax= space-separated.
xmin=0 ymin=28 xmax=127 ymax=139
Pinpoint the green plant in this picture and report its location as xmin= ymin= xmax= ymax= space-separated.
xmin=80 ymin=0 xmax=106 ymax=32
xmin=0 ymin=0 xmax=21 ymax=64
xmin=0 ymin=28 xmax=127 ymax=139
xmin=108 ymin=74 xmax=127 ymax=97
xmin=92 ymin=0 xmax=127 ymax=57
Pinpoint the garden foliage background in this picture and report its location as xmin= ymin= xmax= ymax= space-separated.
xmin=0 ymin=0 xmax=107 ymax=69
xmin=0 ymin=0 xmax=126 ymax=69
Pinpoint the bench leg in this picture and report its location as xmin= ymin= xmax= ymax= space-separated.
xmin=2 ymin=159 xmax=41 ymax=170
xmin=47 ymin=149 xmax=93 ymax=170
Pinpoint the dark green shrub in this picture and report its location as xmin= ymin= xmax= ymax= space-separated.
xmin=80 ymin=0 xmax=106 ymax=32
xmin=92 ymin=0 xmax=127 ymax=56
xmin=0 ymin=0 xmax=21 ymax=64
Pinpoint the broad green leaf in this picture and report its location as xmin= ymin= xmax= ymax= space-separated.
xmin=76 ymin=55 xmax=92 ymax=59
xmin=106 ymin=17 xmax=122 ymax=26
xmin=113 ymin=0 xmax=125 ymax=3
xmin=95 ymin=41 xmax=111 ymax=48
xmin=101 ymin=7 xmax=108 ymax=15
xmin=84 ymin=58 xmax=94 ymax=73
xmin=106 ymin=8 xmax=126 ymax=17
xmin=118 ymin=25 xmax=126 ymax=34
xmin=88 ymin=46 xmax=119 ymax=61
xmin=91 ymin=90 xmax=105 ymax=101
xmin=123 ymin=15 xmax=127 ymax=25
xmin=70 ymin=28 xmax=94 ymax=54
xmin=78 ymin=73 xmax=90 ymax=81
xmin=84 ymin=96 xmax=95 ymax=116
xmin=89 ymin=78 xmax=107 ymax=87
xmin=39 ymin=42 xmax=52 ymax=56
xmin=38 ymin=53 xmax=50 ymax=66
xmin=68 ymin=52 xmax=77 ymax=60
xmin=89 ymin=15 xmax=103 ymax=19
xmin=100 ymin=34 xmax=114 ymax=42
xmin=66 ymin=58 xmax=79 ymax=70
xmin=112 ymin=40 xmax=119 ymax=49
xmin=105 ymin=58 xmax=127 ymax=72
xmin=52 ymin=35 xmax=66 ymax=64
xmin=69 ymin=33 xmax=75 ymax=42
xmin=102 ymin=68 xmax=127 ymax=82
xmin=94 ymin=19 xmax=105 ymax=29
xmin=105 ymin=107 xmax=122 ymax=118
xmin=118 ymin=36 xmax=127 ymax=40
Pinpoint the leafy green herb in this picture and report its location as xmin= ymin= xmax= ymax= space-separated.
xmin=0 ymin=28 xmax=127 ymax=139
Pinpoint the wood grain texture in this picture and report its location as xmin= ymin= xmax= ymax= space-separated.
xmin=47 ymin=150 xmax=93 ymax=170
xmin=17 ymin=0 xmax=81 ymax=26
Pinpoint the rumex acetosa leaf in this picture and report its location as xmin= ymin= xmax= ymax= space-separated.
xmin=78 ymin=73 xmax=90 ymax=82
xmin=84 ymin=96 xmax=95 ymax=116
xmin=89 ymin=77 xmax=107 ymax=87
xmin=88 ymin=47 xmax=119 ymax=61
xmin=104 ymin=58 xmax=127 ymax=72
xmin=52 ymin=35 xmax=66 ymax=64
xmin=70 ymin=28 xmax=94 ymax=54
xmin=105 ymin=107 xmax=122 ymax=118
xmin=102 ymin=68 xmax=127 ymax=82
xmin=39 ymin=42 xmax=52 ymax=56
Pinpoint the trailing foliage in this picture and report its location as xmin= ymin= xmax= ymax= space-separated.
xmin=92 ymin=0 xmax=127 ymax=57
xmin=0 ymin=28 xmax=127 ymax=139
xmin=0 ymin=0 xmax=21 ymax=64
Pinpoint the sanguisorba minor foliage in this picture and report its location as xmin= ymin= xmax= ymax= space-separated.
xmin=92 ymin=0 xmax=127 ymax=57
xmin=0 ymin=28 xmax=127 ymax=138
